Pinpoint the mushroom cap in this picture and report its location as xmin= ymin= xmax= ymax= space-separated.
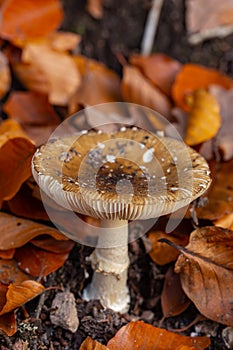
xmin=32 ymin=128 xmax=211 ymax=221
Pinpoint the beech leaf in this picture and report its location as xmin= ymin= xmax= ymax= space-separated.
xmin=0 ymin=311 xmax=17 ymax=336
xmin=80 ymin=336 xmax=109 ymax=349
xmin=107 ymin=321 xmax=210 ymax=349
xmin=174 ymin=226 xmax=233 ymax=326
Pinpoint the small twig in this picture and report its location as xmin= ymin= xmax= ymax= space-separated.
xmin=141 ymin=0 xmax=164 ymax=55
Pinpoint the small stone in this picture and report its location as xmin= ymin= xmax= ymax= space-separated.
xmin=222 ymin=327 xmax=233 ymax=349
xmin=50 ymin=292 xmax=79 ymax=333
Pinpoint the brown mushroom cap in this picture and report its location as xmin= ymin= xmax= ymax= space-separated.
xmin=32 ymin=128 xmax=211 ymax=220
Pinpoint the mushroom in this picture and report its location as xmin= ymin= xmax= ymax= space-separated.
xmin=32 ymin=127 xmax=211 ymax=313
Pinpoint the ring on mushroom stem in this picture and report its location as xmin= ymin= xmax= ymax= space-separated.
xmin=32 ymin=127 xmax=211 ymax=313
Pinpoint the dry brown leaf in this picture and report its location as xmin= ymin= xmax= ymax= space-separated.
xmin=184 ymin=89 xmax=221 ymax=145
xmin=161 ymin=267 xmax=190 ymax=318
xmin=214 ymin=213 xmax=233 ymax=229
xmin=0 ymin=280 xmax=44 ymax=315
xmin=148 ymin=231 xmax=189 ymax=265
xmin=186 ymin=0 xmax=233 ymax=44
xmin=15 ymin=243 xmax=72 ymax=277
xmin=174 ymin=226 xmax=233 ymax=326
xmin=0 ymin=311 xmax=17 ymax=336
xmin=20 ymin=42 xmax=81 ymax=105
xmin=0 ymin=51 xmax=11 ymax=99
xmin=0 ymin=259 xmax=31 ymax=285
xmin=122 ymin=65 xmax=171 ymax=119
xmin=0 ymin=212 xmax=67 ymax=250
xmin=86 ymin=0 xmax=104 ymax=19
xmin=4 ymin=91 xmax=60 ymax=127
xmin=0 ymin=249 xmax=15 ymax=259
xmin=196 ymin=160 xmax=233 ymax=221
xmin=130 ymin=53 xmax=181 ymax=95
xmin=80 ymin=336 xmax=109 ymax=349
xmin=70 ymin=55 xmax=122 ymax=112
xmin=0 ymin=0 xmax=63 ymax=42
xmin=30 ymin=236 xmax=74 ymax=254
xmin=107 ymin=321 xmax=210 ymax=349
xmin=172 ymin=64 xmax=232 ymax=111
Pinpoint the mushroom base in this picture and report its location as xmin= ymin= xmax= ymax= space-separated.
xmin=82 ymin=219 xmax=130 ymax=313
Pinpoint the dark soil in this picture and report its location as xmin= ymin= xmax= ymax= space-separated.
xmin=1 ymin=0 xmax=232 ymax=349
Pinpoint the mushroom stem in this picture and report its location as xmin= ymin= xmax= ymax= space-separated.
xmin=83 ymin=219 xmax=130 ymax=313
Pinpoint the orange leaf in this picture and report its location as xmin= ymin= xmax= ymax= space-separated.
xmin=0 ymin=212 xmax=67 ymax=250
xmin=214 ymin=213 xmax=233 ymax=230
xmin=0 ymin=0 xmax=63 ymax=41
xmin=0 ymin=249 xmax=15 ymax=259
xmin=0 ymin=259 xmax=31 ymax=284
xmin=86 ymin=0 xmax=104 ymax=19
xmin=20 ymin=42 xmax=81 ymax=106
xmin=196 ymin=160 xmax=233 ymax=221
xmin=15 ymin=243 xmax=71 ymax=277
xmin=121 ymin=65 xmax=171 ymax=119
xmin=174 ymin=226 xmax=233 ymax=326
xmin=184 ymin=89 xmax=221 ymax=145
xmin=0 ymin=311 xmax=17 ymax=336
xmin=130 ymin=53 xmax=181 ymax=95
xmin=0 ymin=280 xmax=44 ymax=315
xmin=0 ymin=138 xmax=35 ymax=200
xmin=161 ymin=267 xmax=190 ymax=318
xmin=0 ymin=51 xmax=11 ymax=99
xmin=4 ymin=91 xmax=60 ymax=127
xmin=148 ymin=231 xmax=189 ymax=265
xmin=80 ymin=336 xmax=109 ymax=349
xmin=172 ymin=64 xmax=232 ymax=111
xmin=70 ymin=55 xmax=122 ymax=111
xmin=30 ymin=236 xmax=74 ymax=254
xmin=107 ymin=321 xmax=210 ymax=350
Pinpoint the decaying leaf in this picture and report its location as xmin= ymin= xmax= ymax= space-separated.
xmin=172 ymin=64 xmax=232 ymax=111
xmin=0 ymin=120 xmax=35 ymax=201
xmin=122 ymin=65 xmax=172 ymax=119
xmin=0 ymin=0 xmax=63 ymax=42
xmin=0 ymin=259 xmax=31 ymax=285
xmin=0 ymin=311 xmax=17 ymax=336
xmin=184 ymin=89 xmax=221 ymax=145
xmin=0 ymin=212 xmax=67 ymax=250
xmin=161 ymin=267 xmax=190 ymax=318
xmin=0 ymin=280 xmax=44 ymax=315
xmin=174 ymin=226 xmax=233 ymax=326
xmin=196 ymin=160 xmax=233 ymax=221
xmin=148 ymin=231 xmax=189 ymax=265
xmin=130 ymin=53 xmax=181 ymax=95
xmin=20 ymin=42 xmax=81 ymax=105
xmin=80 ymin=336 xmax=109 ymax=349
xmin=107 ymin=321 xmax=210 ymax=349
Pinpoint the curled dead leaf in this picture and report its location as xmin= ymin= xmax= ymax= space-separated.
xmin=0 ymin=311 xmax=17 ymax=336
xmin=184 ymin=89 xmax=221 ymax=145
xmin=174 ymin=226 xmax=233 ymax=326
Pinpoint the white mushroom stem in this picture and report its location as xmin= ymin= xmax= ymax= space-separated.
xmin=83 ymin=219 xmax=130 ymax=313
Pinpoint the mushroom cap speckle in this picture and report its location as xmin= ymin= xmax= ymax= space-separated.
xmin=32 ymin=128 xmax=211 ymax=220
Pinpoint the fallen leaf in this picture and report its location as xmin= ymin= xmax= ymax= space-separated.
xmin=0 ymin=51 xmax=11 ymax=99
xmin=186 ymin=0 xmax=233 ymax=44
xmin=214 ymin=213 xmax=233 ymax=229
xmin=0 ymin=249 xmax=15 ymax=259
xmin=174 ymin=226 xmax=233 ymax=326
xmin=0 ymin=212 xmax=67 ymax=250
xmin=30 ymin=236 xmax=74 ymax=254
xmin=0 ymin=259 xmax=31 ymax=285
xmin=0 ymin=311 xmax=17 ymax=336
xmin=15 ymin=243 xmax=72 ymax=277
xmin=148 ymin=231 xmax=189 ymax=265
xmin=4 ymin=91 xmax=60 ymax=127
xmin=122 ymin=65 xmax=172 ymax=119
xmin=70 ymin=55 xmax=122 ymax=112
xmin=196 ymin=160 xmax=233 ymax=221
xmin=0 ymin=280 xmax=45 ymax=315
xmin=0 ymin=119 xmax=36 ymax=201
xmin=161 ymin=267 xmax=190 ymax=317
xmin=20 ymin=42 xmax=81 ymax=105
xmin=80 ymin=336 xmax=109 ymax=349
xmin=0 ymin=0 xmax=63 ymax=41
xmin=107 ymin=320 xmax=210 ymax=349
xmin=184 ymin=89 xmax=221 ymax=145
xmin=86 ymin=0 xmax=104 ymax=19
xmin=130 ymin=53 xmax=181 ymax=95
xmin=172 ymin=64 xmax=232 ymax=111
